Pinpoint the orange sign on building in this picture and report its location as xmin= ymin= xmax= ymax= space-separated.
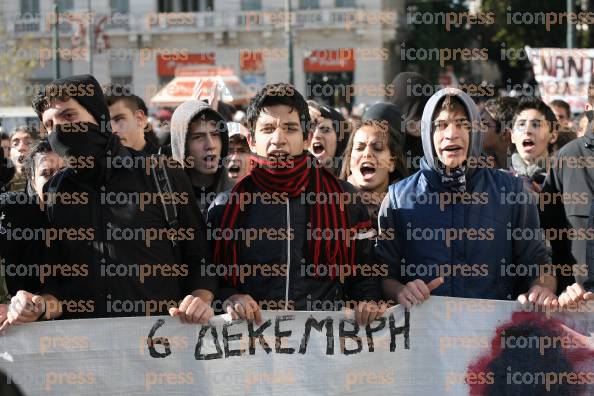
xmin=303 ymin=49 xmax=355 ymax=72
xmin=157 ymin=53 xmax=216 ymax=77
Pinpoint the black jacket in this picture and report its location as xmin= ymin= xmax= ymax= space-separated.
xmin=541 ymin=129 xmax=594 ymax=292
xmin=42 ymin=131 xmax=217 ymax=319
xmin=0 ymin=192 xmax=46 ymax=296
xmin=206 ymin=180 xmax=381 ymax=311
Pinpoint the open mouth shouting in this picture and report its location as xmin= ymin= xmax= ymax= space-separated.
xmin=521 ymin=137 xmax=536 ymax=151
xmin=441 ymin=144 xmax=463 ymax=156
xmin=311 ymin=141 xmax=325 ymax=155
xmin=227 ymin=161 xmax=242 ymax=177
xmin=359 ymin=161 xmax=377 ymax=181
xmin=202 ymin=154 xmax=219 ymax=169
xmin=268 ymin=150 xmax=290 ymax=160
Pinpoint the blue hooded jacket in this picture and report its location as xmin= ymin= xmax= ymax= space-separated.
xmin=375 ymin=88 xmax=550 ymax=300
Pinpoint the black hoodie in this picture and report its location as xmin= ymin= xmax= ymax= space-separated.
xmin=37 ymin=75 xmax=217 ymax=319
xmin=389 ymin=72 xmax=433 ymax=173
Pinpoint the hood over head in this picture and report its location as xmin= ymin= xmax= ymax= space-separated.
xmin=421 ymin=88 xmax=483 ymax=172
xmin=170 ymin=100 xmax=229 ymax=168
xmin=32 ymin=75 xmax=122 ymax=184
xmin=389 ymin=72 xmax=433 ymax=126
xmin=361 ymin=102 xmax=406 ymax=150
xmin=33 ymin=74 xmax=111 ymax=130
xmin=362 ymin=102 xmax=405 ymax=136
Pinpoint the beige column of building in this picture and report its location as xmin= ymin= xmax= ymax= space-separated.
xmin=292 ymin=34 xmax=306 ymax=95
xmin=131 ymin=0 xmax=160 ymax=104
xmin=3 ymin=1 xmax=19 ymax=25
xmin=265 ymin=34 xmax=291 ymax=85
xmin=262 ymin=0 xmax=293 ymax=85
xmin=352 ymin=0 xmax=388 ymax=106
xmin=70 ymin=0 xmax=108 ymax=82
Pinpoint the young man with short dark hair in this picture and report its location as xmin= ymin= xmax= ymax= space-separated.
xmin=509 ymin=97 xmax=559 ymax=191
xmin=7 ymin=126 xmax=36 ymax=192
xmin=104 ymin=84 xmax=159 ymax=154
xmin=22 ymin=139 xmax=65 ymax=199
xmin=207 ymin=83 xmax=382 ymax=325
xmin=0 ymin=139 xmax=64 ymax=329
xmin=480 ymin=96 xmax=517 ymax=169
xmin=549 ymin=99 xmax=571 ymax=128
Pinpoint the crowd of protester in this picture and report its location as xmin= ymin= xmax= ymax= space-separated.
xmin=0 ymin=71 xmax=591 ymax=331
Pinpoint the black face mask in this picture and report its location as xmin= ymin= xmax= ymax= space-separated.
xmin=48 ymin=122 xmax=107 ymax=159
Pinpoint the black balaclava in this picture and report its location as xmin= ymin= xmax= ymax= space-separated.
xmin=34 ymin=74 xmax=114 ymax=182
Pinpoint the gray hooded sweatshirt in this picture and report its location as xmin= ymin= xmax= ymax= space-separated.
xmin=375 ymin=88 xmax=551 ymax=300
xmin=170 ymin=100 xmax=230 ymax=217
xmin=420 ymin=87 xmax=483 ymax=180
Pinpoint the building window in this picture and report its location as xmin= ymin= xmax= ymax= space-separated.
xmin=110 ymin=0 xmax=129 ymax=13
xmin=20 ymin=0 xmax=39 ymax=15
xmin=299 ymin=0 xmax=319 ymax=9
xmin=241 ymin=0 xmax=261 ymax=11
xmin=158 ymin=0 xmax=174 ymax=12
xmin=110 ymin=58 xmax=133 ymax=90
xmin=335 ymin=0 xmax=355 ymax=7
xmin=158 ymin=0 xmax=213 ymax=12
xmin=180 ymin=0 xmax=199 ymax=12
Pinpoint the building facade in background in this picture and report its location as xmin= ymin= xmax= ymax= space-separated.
xmin=3 ymin=0 xmax=404 ymax=110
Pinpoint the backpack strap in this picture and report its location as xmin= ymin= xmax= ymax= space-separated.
xmin=150 ymin=155 xmax=180 ymax=251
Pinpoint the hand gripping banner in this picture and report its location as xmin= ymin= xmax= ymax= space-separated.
xmin=0 ymin=297 xmax=593 ymax=395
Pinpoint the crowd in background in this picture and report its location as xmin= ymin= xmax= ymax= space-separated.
xmin=0 ymin=70 xmax=591 ymax=331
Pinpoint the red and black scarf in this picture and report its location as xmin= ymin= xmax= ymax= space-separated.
xmin=213 ymin=152 xmax=370 ymax=287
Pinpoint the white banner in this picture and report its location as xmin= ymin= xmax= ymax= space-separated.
xmin=0 ymin=297 xmax=593 ymax=395
xmin=525 ymin=47 xmax=594 ymax=113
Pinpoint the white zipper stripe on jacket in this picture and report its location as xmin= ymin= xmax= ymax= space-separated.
xmin=284 ymin=198 xmax=290 ymax=310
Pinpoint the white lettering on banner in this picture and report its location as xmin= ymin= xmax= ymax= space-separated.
xmin=0 ymin=297 xmax=593 ymax=395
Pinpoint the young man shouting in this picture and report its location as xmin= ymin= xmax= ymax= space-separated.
xmin=377 ymin=88 xmax=557 ymax=309
xmin=207 ymin=83 xmax=382 ymax=325
xmin=170 ymin=101 xmax=229 ymax=219
xmin=224 ymin=122 xmax=251 ymax=185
